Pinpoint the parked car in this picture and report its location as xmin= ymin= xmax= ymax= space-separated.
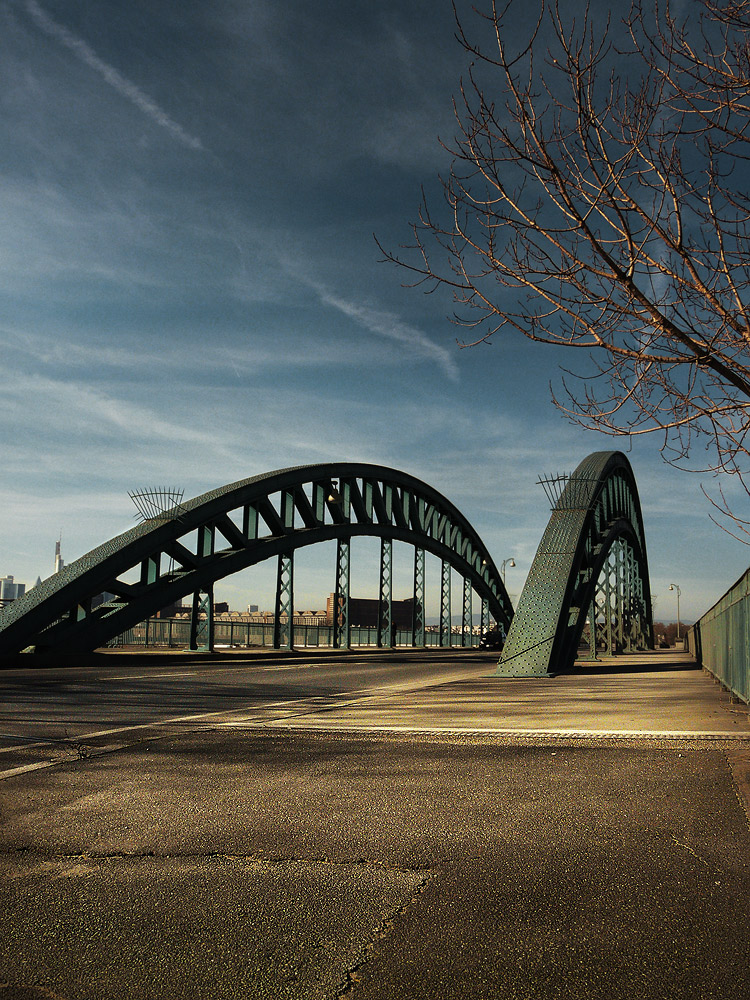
xmin=479 ymin=628 xmax=504 ymax=651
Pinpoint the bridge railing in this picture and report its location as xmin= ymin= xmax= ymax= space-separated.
xmin=687 ymin=567 xmax=750 ymax=705
xmin=104 ymin=618 xmax=483 ymax=650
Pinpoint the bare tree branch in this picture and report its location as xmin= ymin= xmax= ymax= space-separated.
xmin=380 ymin=0 xmax=750 ymax=535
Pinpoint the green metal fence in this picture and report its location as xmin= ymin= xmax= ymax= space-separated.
xmin=105 ymin=618 xmax=482 ymax=650
xmin=687 ymin=567 xmax=750 ymax=704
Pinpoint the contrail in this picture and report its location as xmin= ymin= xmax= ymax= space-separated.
xmin=278 ymin=258 xmax=460 ymax=381
xmin=25 ymin=0 xmax=203 ymax=151
xmin=317 ymin=287 xmax=460 ymax=382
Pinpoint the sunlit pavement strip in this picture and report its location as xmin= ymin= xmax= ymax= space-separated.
xmin=245 ymin=722 xmax=750 ymax=740
xmin=0 ymin=692 xmax=399 ymax=780
xmin=3 ymin=716 xmax=748 ymax=781
xmin=0 ymin=667 xmax=494 ymax=779
xmin=2 ymin=657 xmax=748 ymax=778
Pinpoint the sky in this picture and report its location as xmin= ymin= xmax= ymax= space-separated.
xmin=0 ymin=0 xmax=746 ymax=625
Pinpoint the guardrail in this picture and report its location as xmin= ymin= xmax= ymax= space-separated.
xmin=687 ymin=567 xmax=750 ymax=704
xmin=105 ymin=618 xmax=483 ymax=650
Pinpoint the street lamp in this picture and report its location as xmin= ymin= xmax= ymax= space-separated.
xmin=501 ymin=558 xmax=516 ymax=585
xmin=668 ymin=583 xmax=681 ymax=641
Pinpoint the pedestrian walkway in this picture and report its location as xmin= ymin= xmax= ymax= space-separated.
xmin=255 ymin=650 xmax=750 ymax=740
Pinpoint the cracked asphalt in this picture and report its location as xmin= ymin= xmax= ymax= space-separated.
xmin=0 ymin=649 xmax=749 ymax=999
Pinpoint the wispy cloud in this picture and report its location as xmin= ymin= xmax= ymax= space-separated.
xmin=1 ymin=372 xmax=218 ymax=447
xmin=315 ymin=287 xmax=460 ymax=381
xmin=278 ymin=261 xmax=459 ymax=381
xmin=25 ymin=0 xmax=204 ymax=151
xmin=0 ymin=321 xmax=415 ymax=381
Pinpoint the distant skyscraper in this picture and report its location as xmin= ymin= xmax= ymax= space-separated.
xmin=0 ymin=576 xmax=25 ymax=601
xmin=54 ymin=539 xmax=64 ymax=574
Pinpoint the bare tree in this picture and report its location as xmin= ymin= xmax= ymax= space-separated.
xmin=381 ymin=0 xmax=750 ymax=538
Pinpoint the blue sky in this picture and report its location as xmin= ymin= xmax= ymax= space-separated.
xmin=1 ymin=0 xmax=745 ymax=624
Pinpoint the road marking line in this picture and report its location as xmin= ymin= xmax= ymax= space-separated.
xmin=0 ymin=691 xmax=388 ymax=775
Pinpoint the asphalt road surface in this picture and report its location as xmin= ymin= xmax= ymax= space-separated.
xmin=0 ymin=649 xmax=749 ymax=999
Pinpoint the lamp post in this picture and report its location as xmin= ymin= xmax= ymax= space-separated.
xmin=668 ymin=584 xmax=681 ymax=641
xmin=501 ymin=558 xmax=516 ymax=586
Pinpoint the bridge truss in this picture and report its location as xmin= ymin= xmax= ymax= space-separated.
xmin=0 ymin=464 xmax=513 ymax=656
xmin=497 ymin=451 xmax=654 ymax=677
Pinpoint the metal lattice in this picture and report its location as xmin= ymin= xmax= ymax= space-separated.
xmin=537 ymin=473 xmax=599 ymax=512
xmin=0 ymin=463 xmax=512 ymax=656
xmin=378 ymin=537 xmax=393 ymax=648
xmin=274 ymin=553 xmax=294 ymax=650
xmin=334 ymin=536 xmax=351 ymax=649
xmin=498 ymin=451 xmax=653 ymax=677
xmin=189 ymin=587 xmax=213 ymax=652
xmin=129 ymin=488 xmax=185 ymax=522
xmin=440 ymin=560 xmax=451 ymax=647
xmin=412 ymin=547 xmax=425 ymax=647
xmin=462 ymin=576 xmax=473 ymax=647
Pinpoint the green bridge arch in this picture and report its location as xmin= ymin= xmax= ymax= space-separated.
xmin=0 ymin=463 xmax=513 ymax=656
xmin=498 ymin=451 xmax=654 ymax=677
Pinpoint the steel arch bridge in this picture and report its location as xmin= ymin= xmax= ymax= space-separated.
xmin=497 ymin=451 xmax=654 ymax=677
xmin=0 ymin=463 xmax=513 ymax=657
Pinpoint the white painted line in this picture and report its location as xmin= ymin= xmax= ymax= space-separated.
xmin=0 ymin=760 xmax=61 ymax=779
xmin=0 ymin=703 xmax=269 ymax=775
xmin=0 ymin=688 xmax=371 ymax=776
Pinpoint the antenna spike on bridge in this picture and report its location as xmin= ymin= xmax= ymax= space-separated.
xmin=129 ymin=486 xmax=186 ymax=523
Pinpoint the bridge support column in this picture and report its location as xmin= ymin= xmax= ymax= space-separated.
xmin=334 ymin=537 xmax=350 ymax=649
xmin=439 ymin=560 xmax=451 ymax=648
xmin=588 ymin=598 xmax=597 ymax=659
xmin=603 ymin=554 xmax=614 ymax=656
xmin=189 ymin=586 xmax=214 ymax=652
xmin=412 ymin=547 xmax=425 ymax=647
xmin=274 ymin=552 xmax=294 ymax=650
xmin=623 ymin=540 xmax=634 ymax=652
xmin=377 ymin=538 xmax=393 ymax=648
xmin=615 ymin=539 xmax=626 ymax=653
xmin=462 ymin=576 xmax=473 ymax=647
xmin=481 ymin=597 xmax=489 ymax=639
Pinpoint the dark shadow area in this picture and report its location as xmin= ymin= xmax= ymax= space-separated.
xmin=567 ymin=655 xmax=700 ymax=677
xmin=0 ymin=646 xmax=491 ymax=672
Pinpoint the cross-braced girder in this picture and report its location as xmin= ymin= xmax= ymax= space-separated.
xmin=412 ymin=547 xmax=425 ymax=647
xmin=377 ymin=538 xmax=393 ymax=648
xmin=497 ymin=451 xmax=653 ymax=677
xmin=0 ymin=463 xmax=511 ymax=656
xmin=588 ymin=537 xmax=650 ymax=656
xmin=189 ymin=587 xmax=213 ymax=652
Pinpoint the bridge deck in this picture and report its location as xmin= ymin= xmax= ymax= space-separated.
xmin=1 ymin=648 xmax=749 ymax=1000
